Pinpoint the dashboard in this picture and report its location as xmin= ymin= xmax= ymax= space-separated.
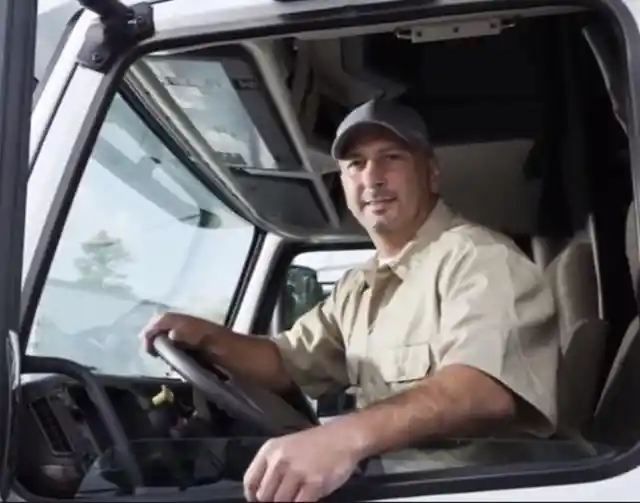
xmin=13 ymin=351 xmax=319 ymax=500
xmin=16 ymin=374 xmax=199 ymax=498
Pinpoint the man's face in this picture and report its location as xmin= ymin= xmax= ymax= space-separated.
xmin=338 ymin=127 xmax=439 ymax=236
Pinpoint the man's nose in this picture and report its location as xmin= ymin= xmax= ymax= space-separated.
xmin=362 ymin=159 xmax=386 ymax=187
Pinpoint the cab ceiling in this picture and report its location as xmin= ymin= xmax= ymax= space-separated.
xmin=125 ymin=5 xmax=604 ymax=242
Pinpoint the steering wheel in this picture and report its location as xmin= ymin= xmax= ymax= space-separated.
xmin=23 ymin=355 xmax=144 ymax=494
xmin=150 ymin=333 xmax=317 ymax=435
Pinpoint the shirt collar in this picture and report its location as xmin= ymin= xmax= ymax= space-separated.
xmin=359 ymin=199 xmax=460 ymax=286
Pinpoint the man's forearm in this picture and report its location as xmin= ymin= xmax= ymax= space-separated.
xmin=202 ymin=328 xmax=294 ymax=394
xmin=327 ymin=364 xmax=518 ymax=460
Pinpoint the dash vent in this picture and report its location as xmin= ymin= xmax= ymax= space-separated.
xmin=30 ymin=397 xmax=72 ymax=455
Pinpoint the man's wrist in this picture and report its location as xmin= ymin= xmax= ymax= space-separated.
xmin=329 ymin=411 xmax=379 ymax=460
xmin=200 ymin=324 xmax=230 ymax=357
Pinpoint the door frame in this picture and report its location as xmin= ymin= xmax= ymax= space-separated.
xmin=0 ymin=0 xmax=37 ymax=498
xmin=18 ymin=0 xmax=640 ymax=500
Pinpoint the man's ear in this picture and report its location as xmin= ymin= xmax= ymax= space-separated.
xmin=428 ymin=156 xmax=441 ymax=194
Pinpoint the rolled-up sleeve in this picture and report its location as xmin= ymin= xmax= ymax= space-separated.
xmin=271 ymin=277 xmax=350 ymax=399
xmin=435 ymin=233 xmax=560 ymax=436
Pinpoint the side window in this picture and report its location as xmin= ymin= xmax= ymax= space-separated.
xmin=279 ymin=249 xmax=375 ymax=331
xmin=275 ymin=248 xmax=375 ymax=417
xmin=26 ymin=93 xmax=255 ymax=377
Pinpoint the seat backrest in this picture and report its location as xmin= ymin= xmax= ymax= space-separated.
xmin=591 ymin=203 xmax=640 ymax=445
xmin=545 ymin=229 xmax=609 ymax=433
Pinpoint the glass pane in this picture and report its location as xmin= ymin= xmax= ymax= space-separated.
xmin=294 ymin=249 xmax=376 ymax=286
xmin=143 ymin=54 xmax=302 ymax=172
xmin=281 ymin=249 xmax=375 ymax=331
xmin=294 ymin=249 xmax=375 ymax=293
xmin=76 ymin=437 xmax=614 ymax=499
xmin=26 ymin=92 xmax=255 ymax=378
xmin=78 ymin=437 xmax=264 ymax=497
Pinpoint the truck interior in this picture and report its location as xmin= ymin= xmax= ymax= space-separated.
xmin=14 ymin=1 xmax=640 ymax=500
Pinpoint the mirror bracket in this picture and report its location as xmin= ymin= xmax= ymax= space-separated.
xmin=77 ymin=0 xmax=155 ymax=73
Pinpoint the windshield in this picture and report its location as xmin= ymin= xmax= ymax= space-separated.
xmin=26 ymin=90 xmax=255 ymax=377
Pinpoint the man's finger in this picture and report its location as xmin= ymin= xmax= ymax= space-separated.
xmin=139 ymin=314 xmax=166 ymax=340
xmin=243 ymin=454 xmax=268 ymax=502
xmin=138 ymin=313 xmax=172 ymax=354
xmin=273 ymin=473 xmax=302 ymax=502
xmin=294 ymin=480 xmax=323 ymax=503
xmin=255 ymin=463 xmax=285 ymax=502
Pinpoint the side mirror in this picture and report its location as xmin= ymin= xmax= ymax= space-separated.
xmin=278 ymin=265 xmax=355 ymax=419
xmin=281 ymin=265 xmax=327 ymax=331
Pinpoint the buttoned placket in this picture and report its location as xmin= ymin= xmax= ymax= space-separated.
xmin=347 ymin=201 xmax=456 ymax=404
xmin=355 ymin=266 xmax=402 ymax=403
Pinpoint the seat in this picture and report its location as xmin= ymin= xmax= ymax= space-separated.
xmin=590 ymin=203 xmax=640 ymax=445
xmin=544 ymin=228 xmax=609 ymax=434
xmin=437 ymin=134 xmax=608 ymax=433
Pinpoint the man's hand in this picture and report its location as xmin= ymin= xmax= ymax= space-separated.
xmin=243 ymin=364 xmax=518 ymax=502
xmin=244 ymin=425 xmax=362 ymax=502
xmin=138 ymin=312 xmax=222 ymax=354
xmin=138 ymin=312 xmax=295 ymax=393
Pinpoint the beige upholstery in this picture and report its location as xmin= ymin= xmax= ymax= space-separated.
xmin=545 ymin=231 xmax=608 ymax=433
xmin=592 ymin=203 xmax=640 ymax=445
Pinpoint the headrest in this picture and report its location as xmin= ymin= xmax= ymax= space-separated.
xmin=438 ymin=139 xmax=541 ymax=235
xmin=626 ymin=202 xmax=639 ymax=294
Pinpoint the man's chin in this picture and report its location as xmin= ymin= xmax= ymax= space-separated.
xmin=367 ymin=218 xmax=397 ymax=234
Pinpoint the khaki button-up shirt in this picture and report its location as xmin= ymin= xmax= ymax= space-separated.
xmin=272 ymin=200 xmax=559 ymax=438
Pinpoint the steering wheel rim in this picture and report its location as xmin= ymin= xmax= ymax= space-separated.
xmin=150 ymin=333 xmax=315 ymax=435
xmin=23 ymin=355 xmax=144 ymax=492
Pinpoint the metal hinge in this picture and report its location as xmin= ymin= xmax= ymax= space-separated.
xmin=76 ymin=0 xmax=155 ymax=73
xmin=395 ymin=18 xmax=511 ymax=43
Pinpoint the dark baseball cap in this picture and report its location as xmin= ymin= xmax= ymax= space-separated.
xmin=331 ymin=99 xmax=432 ymax=159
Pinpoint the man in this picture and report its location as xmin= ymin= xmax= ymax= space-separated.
xmin=140 ymin=99 xmax=559 ymax=502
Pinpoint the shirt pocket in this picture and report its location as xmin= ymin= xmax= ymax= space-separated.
xmin=357 ymin=343 xmax=433 ymax=407
xmin=377 ymin=343 xmax=433 ymax=383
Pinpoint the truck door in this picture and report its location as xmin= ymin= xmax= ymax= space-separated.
xmin=0 ymin=0 xmax=37 ymax=499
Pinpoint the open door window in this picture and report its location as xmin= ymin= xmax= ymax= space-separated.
xmin=0 ymin=0 xmax=37 ymax=499
xmin=15 ymin=0 xmax=640 ymax=501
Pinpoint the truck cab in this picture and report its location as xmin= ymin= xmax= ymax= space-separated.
xmin=1 ymin=0 xmax=640 ymax=500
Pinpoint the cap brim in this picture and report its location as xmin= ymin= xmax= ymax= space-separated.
xmin=330 ymin=120 xmax=411 ymax=159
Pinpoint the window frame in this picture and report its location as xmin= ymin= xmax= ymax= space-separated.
xmin=263 ymin=244 xmax=376 ymax=418
xmin=247 ymin=233 xmax=640 ymax=501
xmin=22 ymin=0 xmax=640 ymax=498
xmin=264 ymin=243 xmax=376 ymax=336
xmin=32 ymin=6 xmax=82 ymax=110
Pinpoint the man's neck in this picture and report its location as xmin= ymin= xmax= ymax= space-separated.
xmin=375 ymin=234 xmax=414 ymax=260
xmin=374 ymin=200 xmax=438 ymax=258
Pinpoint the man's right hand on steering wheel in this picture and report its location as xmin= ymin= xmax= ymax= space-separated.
xmin=139 ymin=312 xmax=222 ymax=355
xmin=139 ymin=312 xmax=295 ymax=395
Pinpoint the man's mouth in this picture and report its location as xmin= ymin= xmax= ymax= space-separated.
xmin=365 ymin=196 xmax=395 ymax=205
xmin=364 ymin=198 xmax=396 ymax=208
